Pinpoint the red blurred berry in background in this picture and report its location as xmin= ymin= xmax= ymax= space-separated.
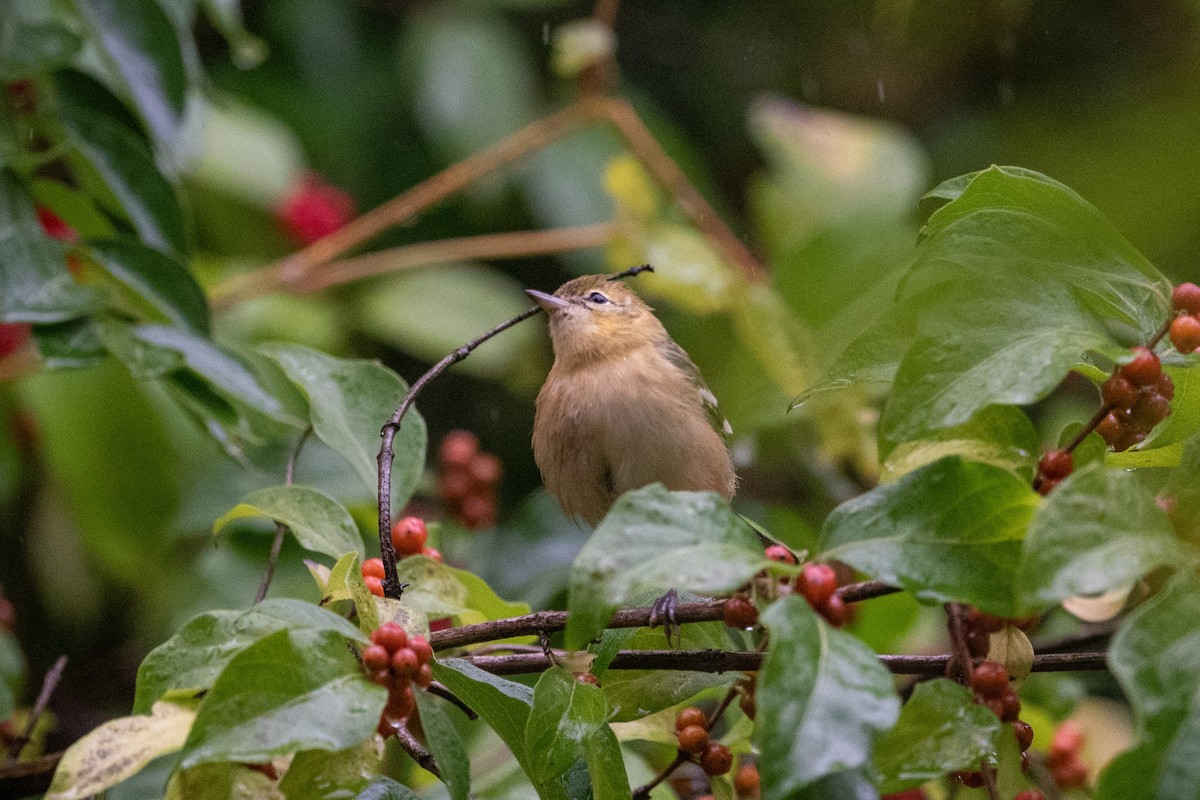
xmin=276 ymin=172 xmax=355 ymax=245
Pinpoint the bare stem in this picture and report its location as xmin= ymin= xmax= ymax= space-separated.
xmin=944 ymin=603 xmax=975 ymax=683
xmin=255 ymin=427 xmax=312 ymax=604
xmin=394 ymin=722 xmax=440 ymax=778
xmin=6 ymin=656 xmax=67 ymax=763
xmin=210 ymin=102 xmax=590 ymax=311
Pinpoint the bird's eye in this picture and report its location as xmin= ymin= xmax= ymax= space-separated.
xmin=586 ymin=291 xmax=610 ymax=304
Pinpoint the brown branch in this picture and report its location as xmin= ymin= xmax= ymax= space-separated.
xmin=944 ymin=603 xmax=975 ymax=683
xmin=394 ymin=722 xmax=440 ymax=778
xmin=255 ymin=427 xmax=312 ymax=604
xmin=838 ymin=579 xmax=899 ymax=603
xmin=6 ymin=655 xmax=67 ymax=763
xmin=455 ymin=649 xmax=1108 ymax=677
xmin=210 ymin=102 xmax=591 ymax=311
xmin=427 ymin=682 xmax=478 ymax=720
xmin=1032 ymin=619 xmax=1120 ymax=653
xmin=595 ymin=96 xmax=766 ymax=283
xmin=632 ymin=751 xmax=688 ymax=800
xmin=290 ymin=223 xmax=615 ymax=296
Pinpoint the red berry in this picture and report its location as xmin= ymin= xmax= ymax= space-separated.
xmin=409 ymin=635 xmax=434 ymax=665
xmin=699 ymin=743 xmax=733 ymax=776
xmin=1037 ymin=449 xmax=1073 ymax=480
xmin=0 ymin=323 xmax=32 ymax=359
xmin=677 ymin=724 xmax=709 ymax=754
xmin=1050 ymin=720 xmax=1085 ymax=761
xmin=276 ymin=172 xmax=355 ymax=245
xmin=955 ymin=770 xmax=985 ymax=788
xmin=999 ymin=690 xmax=1021 ymax=722
xmin=965 ymin=626 xmax=991 ymax=658
xmin=1053 ymin=760 xmax=1088 ymax=789
xmin=796 ymin=563 xmax=838 ymax=608
xmin=384 ymin=685 xmax=416 ymax=720
xmin=469 ymin=453 xmax=503 ymax=487
xmin=36 ymin=207 xmax=76 ymax=241
xmin=1121 ymin=347 xmax=1162 ymax=386
xmin=1101 ymin=375 xmax=1139 ymax=409
xmin=391 ymin=517 xmax=428 ymax=555
xmin=971 ymin=661 xmax=1009 ymax=699
xmin=1158 ymin=372 xmax=1176 ymax=401
xmin=362 ymin=558 xmax=385 ymax=580
xmin=733 ymin=762 xmax=760 ymax=798
xmin=429 ymin=616 xmax=453 ymax=632
xmin=361 ymin=644 xmax=390 ymax=671
xmin=1173 ymin=282 xmax=1200 ymax=315
xmin=439 ymin=430 xmax=479 ymax=467
xmin=676 ymin=707 xmax=707 ymax=731
xmin=438 ymin=467 xmax=473 ymax=502
xmin=1130 ymin=392 xmax=1171 ymax=430
xmin=415 ymin=663 xmax=434 ymax=689
xmin=421 ymin=546 xmax=444 ymax=563
xmin=364 ymin=575 xmax=384 ymax=597
xmin=1096 ymin=411 xmax=1125 ymax=445
xmin=391 ymin=647 xmax=419 ymax=679
xmin=1013 ymin=720 xmax=1034 ymax=752
xmin=820 ymin=593 xmax=850 ymax=627
xmin=1170 ymin=315 xmax=1200 ymax=354
xmin=371 ymin=622 xmax=408 ymax=652
xmin=723 ymin=596 xmax=759 ymax=629
xmin=1035 ymin=476 xmax=1060 ymax=496
xmin=369 ymin=668 xmax=391 ymax=687
xmin=1014 ymin=791 xmax=1045 ymax=800
xmin=764 ymin=544 xmax=797 ymax=564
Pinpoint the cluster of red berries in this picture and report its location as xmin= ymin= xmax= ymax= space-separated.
xmin=674 ymin=707 xmax=733 ymax=777
xmin=276 ymin=171 xmax=355 ymax=245
xmin=437 ymin=431 xmax=502 ymax=530
xmin=955 ymin=660 xmax=1033 ymax=788
xmin=361 ymin=517 xmax=442 ymax=597
xmin=764 ymin=546 xmax=848 ymax=626
xmin=1033 ymin=449 xmax=1072 ymax=495
xmin=1047 ymin=720 xmax=1088 ymax=789
xmin=361 ymin=622 xmax=433 ymax=738
xmin=1097 ymin=347 xmax=1173 ymax=452
xmin=1169 ymin=283 xmax=1200 ymax=354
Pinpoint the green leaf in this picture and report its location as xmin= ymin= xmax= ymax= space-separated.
xmin=87 ymin=239 xmax=208 ymax=332
xmin=135 ymin=324 xmax=305 ymax=426
xmin=872 ymin=679 xmax=1002 ymax=793
xmin=1020 ymin=461 xmax=1185 ymax=606
xmin=912 ymin=166 xmax=1170 ymax=337
xmin=565 ymin=485 xmax=772 ymax=650
xmin=354 ymin=778 xmax=422 ymax=800
xmin=413 ymin=691 xmax=470 ymax=800
xmin=214 ymin=485 xmax=364 ymax=560
xmin=165 ymin=762 xmax=283 ymax=800
xmin=584 ymin=724 xmax=632 ymax=800
xmin=880 ymin=404 xmax=1040 ymax=483
xmin=431 ymin=659 xmax=539 ymax=790
xmin=0 ymin=168 xmax=103 ymax=323
xmin=390 ymin=557 xmax=529 ymax=625
xmin=279 ymin=741 xmax=382 ymax=800
xmin=525 ymin=667 xmax=607 ymax=785
xmin=134 ymin=599 xmax=367 ymax=713
xmin=32 ymin=317 xmax=107 ymax=369
xmin=754 ymin=597 xmax=899 ymax=795
xmin=1099 ymin=575 xmax=1200 ymax=800
xmin=180 ymin=628 xmax=386 ymax=768
xmin=45 ymin=701 xmax=197 ymax=800
xmin=1162 ymin=433 xmax=1200 ymax=543
xmin=0 ymin=634 xmax=21 ymax=721
xmin=261 ymin=344 xmax=426 ymax=505
xmin=61 ymin=108 xmax=188 ymax=256
xmin=0 ymin=6 xmax=83 ymax=79
xmin=66 ymin=0 xmax=189 ymax=154
xmin=878 ymin=279 xmax=1113 ymax=452
xmin=821 ymin=456 xmax=1039 ymax=616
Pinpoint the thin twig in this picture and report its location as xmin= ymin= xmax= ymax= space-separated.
xmin=394 ymin=722 xmax=441 ymax=778
xmin=455 ymin=649 xmax=1109 ymax=677
xmin=427 ymin=682 xmax=478 ymax=720
xmin=632 ymin=751 xmax=689 ymax=800
xmin=210 ymin=103 xmax=589 ymax=311
xmin=291 ymin=223 xmax=615 ymax=296
xmin=6 ymin=656 xmax=67 ymax=763
xmin=980 ymin=759 xmax=1002 ymax=800
xmin=255 ymin=427 xmax=312 ymax=604
xmin=838 ymin=579 xmax=899 ymax=603
xmin=944 ymin=603 xmax=975 ymax=683
xmin=596 ymin=96 xmax=765 ymax=283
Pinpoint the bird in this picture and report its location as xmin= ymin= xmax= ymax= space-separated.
xmin=526 ymin=269 xmax=736 ymax=528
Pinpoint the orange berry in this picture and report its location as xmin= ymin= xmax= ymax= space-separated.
xmin=971 ymin=661 xmax=1009 ymax=699
xmin=371 ymin=622 xmax=408 ymax=652
xmin=677 ymin=724 xmax=709 ymax=754
xmin=364 ymin=576 xmax=384 ymax=597
xmin=391 ymin=517 xmax=428 ymax=555
xmin=409 ymin=635 xmax=434 ymax=665
xmin=1050 ymin=720 xmax=1085 ymax=761
xmin=699 ymin=743 xmax=733 ymax=776
xmin=733 ymin=762 xmax=760 ymax=798
xmin=391 ymin=647 xmax=419 ymax=679
xmin=361 ymin=644 xmax=390 ymax=670
xmin=384 ymin=685 xmax=416 ymax=720
xmin=676 ymin=707 xmax=707 ymax=731
xmin=362 ymin=558 xmax=385 ymax=580
xmin=764 ymin=544 xmax=797 ymax=564
xmin=1170 ymin=314 xmax=1200 ymax=353
xmin=1173 ymin=282 xmax=1200 ymax=315
xmin=415 ymin=663 xmax=433 ymax=689
xmin=1121 ymin=347 xmax=1161 ymax=386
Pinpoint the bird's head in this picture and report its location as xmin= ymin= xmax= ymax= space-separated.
xmin=526 ymin=273 xmax=665 ymax=369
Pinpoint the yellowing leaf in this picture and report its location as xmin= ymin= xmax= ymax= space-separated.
xmin=987 ymin=626 xmax=1034 ymax=683
xmin=1062 ymin=584 xmax=1135 ymax=622
xmin=46 ymin=701 xmax=196 ymax=800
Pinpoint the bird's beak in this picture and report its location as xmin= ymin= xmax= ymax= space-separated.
xmin=525 ymin=289 xmax=572 ymax=313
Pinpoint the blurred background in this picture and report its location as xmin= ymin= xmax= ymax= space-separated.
xmin=3 ymin=0 xmax=1200 ymax=774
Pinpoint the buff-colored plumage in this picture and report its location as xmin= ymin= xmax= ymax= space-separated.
xmin=528 ymin=274 xmax=736 ymax=525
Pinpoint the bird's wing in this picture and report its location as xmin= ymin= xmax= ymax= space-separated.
xmin=659 ymin=339 xmax=733 ymax=438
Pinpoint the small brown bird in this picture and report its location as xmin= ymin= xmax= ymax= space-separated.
xmin=527 ymin=272 xmax=736 ymax=526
